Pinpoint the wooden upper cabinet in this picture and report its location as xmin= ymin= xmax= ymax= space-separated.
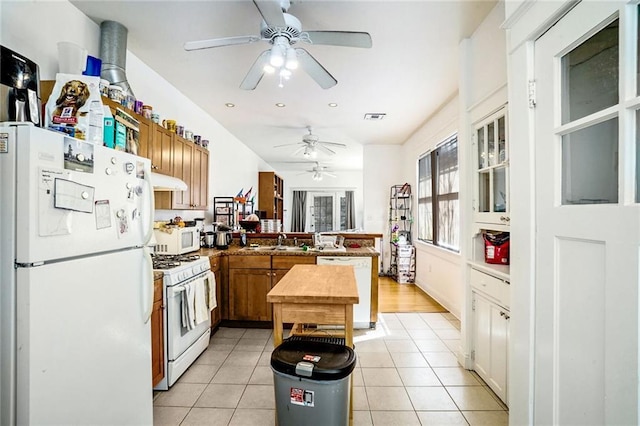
xmin=155 ymin=135 xmax=209 ymax=210
xmin=171 ymin=135 xmax=193 ymax=209
xmin=150 ymin=124 xmax=174 ymax=176
xmin=258 ymin=172 xmax=284 ymax=219
xmin=191 ymin=145 xmax=209 ymax=210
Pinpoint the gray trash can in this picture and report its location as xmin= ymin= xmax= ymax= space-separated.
xmin=271 ymin=337 xmax=357 ymax=426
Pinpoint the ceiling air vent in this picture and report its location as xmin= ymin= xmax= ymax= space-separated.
xmin=364 ymin=113 xmax=386 ymax=121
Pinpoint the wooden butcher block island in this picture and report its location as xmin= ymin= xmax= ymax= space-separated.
xmin=267 ymin=264 xmax=359 ymax=348
xmin=267 ymin=264 xmax=359 ymax=424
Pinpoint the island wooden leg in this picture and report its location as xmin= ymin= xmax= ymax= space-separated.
xmin=272 ymin=303 xmax=283 ymax=348
xmin=345 ymin=304 xmax=354 ymax=426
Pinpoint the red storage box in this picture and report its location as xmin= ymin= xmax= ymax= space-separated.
xmin=483 ymin=232 xmax=510 ymax=265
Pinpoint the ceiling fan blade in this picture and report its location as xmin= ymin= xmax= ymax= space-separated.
xmin=295 ymin=48 xmax=337 ymax=89
xmin=253 ymin=0 xmax=286 ymax=27
xmin=273 ymin=142 xmax=303 ymax=148
xmin=316 ymin=144 xmax=336 ymax=155
xmin=240 ymin=50 xmax=270 ymax=90
xmin=184 ymin=35 xmax=261 ymax=51
xmin=291 ymin=146 xmax=307 ymax=156
xmin=306 ymin=31 xmax=372 ymax=48
xmin=324 ymin=172 xmax=337 ymax=178
xmin=318 ymin=140 xmax=347 ymax=148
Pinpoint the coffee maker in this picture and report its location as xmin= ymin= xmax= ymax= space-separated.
xmin=0 ymin=45 xmax=41 ymax=126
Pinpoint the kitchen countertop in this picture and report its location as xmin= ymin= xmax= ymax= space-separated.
xmin=198 ymin=245 xmax=379 ymax=258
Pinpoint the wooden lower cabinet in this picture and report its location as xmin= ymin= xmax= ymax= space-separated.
xmin=228 ymin=268 xmax=274 ymax=321
xmin=151 ymin=276 xmax=164 ymax=387
xmin=209 ymin=256 xmax=223 ymax=328
xmin=226 ymin=255 xmax=317 ymax=322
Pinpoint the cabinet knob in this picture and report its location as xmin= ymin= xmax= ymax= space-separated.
xmin=151 ymin=165 xmax=158 ymax=170
xmin=500 ymin=311 xmax=505 ymax=317
xmin=500 ymin=216 xmax=510 ymax=222
xmin=505 ymin=314 xmax=510 ymax=320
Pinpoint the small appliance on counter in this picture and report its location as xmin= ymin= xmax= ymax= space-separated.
xmin=0 ymin=45 xmax=41 ymax=125
xmin=153 ymin=226 xmax=200 ymax=255
xmin=203 ymin=231 xmax=216 ymax=248
xmin=215 ymin=231 xmax=232 ymax=249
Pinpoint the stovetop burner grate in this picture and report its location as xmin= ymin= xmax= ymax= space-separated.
xmin=151 ymin=254 xmax=201 ymax=270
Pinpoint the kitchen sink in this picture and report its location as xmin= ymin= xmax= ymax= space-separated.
xmin=241 ymin=245 xmax=276 ymax=251
xmin=273 ymin=246 xmax=305 ymax=252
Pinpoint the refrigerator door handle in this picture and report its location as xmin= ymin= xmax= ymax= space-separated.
xmin=142 ymin=246 xmax=154 ymax=323
xmin=142 ymin=176 xmax=155 ymax=245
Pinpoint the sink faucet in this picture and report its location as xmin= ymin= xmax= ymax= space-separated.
xmin=277 ymin=232 xmax=287 ymax=247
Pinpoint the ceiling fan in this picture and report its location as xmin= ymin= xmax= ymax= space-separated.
xmin=183 ymin=0 xmax=372 ymax=89
xmin=273 ymin=126 xmax=346 ymax=158
xmin=297 ymin=162 xmax=336 ymax=181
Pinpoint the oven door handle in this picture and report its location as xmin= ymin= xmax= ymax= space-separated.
xmin=142 ymin=246 xmax=154 ymax=323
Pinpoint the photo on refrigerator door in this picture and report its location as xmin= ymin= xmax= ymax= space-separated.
xmin=63 ymin=137 xmax=94 ymax=173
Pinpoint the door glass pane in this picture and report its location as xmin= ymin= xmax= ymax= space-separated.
xmin=498 ymin=116 xmax=506 ymax=163
xmin=562 ymin=118 xmax=619 ymax=205
xmin=562 ymin=19 xmax=619 ymax=124
xmin=479 ymin=171 xmax=490 ymax=212
xmin=477 ymin=127 xmax=485 ymax=169
xmin=340 ymin=197 xmax=347 ymax=230
xmin=313 ymin=196 xmax=333 ymax=232
xmin=493 ymin=167 xmax=507 ymax=212
xmin=488 ymin=121 xmax=496 ymax=166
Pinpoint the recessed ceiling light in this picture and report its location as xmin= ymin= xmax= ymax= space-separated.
xmin=275 ymin=103 xmax=286 ymax=108
xmin=328 ymin=103 xmax=338 ymax=107
xmin=225 ymin=103 xmax=235 ymax=108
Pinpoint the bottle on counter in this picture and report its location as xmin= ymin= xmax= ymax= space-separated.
xmin=239 ymin=229 xmax=247 ymax=247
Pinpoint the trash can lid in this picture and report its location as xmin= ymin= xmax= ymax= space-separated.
xmin=271 ymin=339 xmax=356 ymax=381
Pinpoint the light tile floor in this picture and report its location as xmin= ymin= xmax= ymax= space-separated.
xmin=153 ymin=313 xmax=508 ymax=425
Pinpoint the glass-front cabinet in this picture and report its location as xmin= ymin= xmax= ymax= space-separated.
xmin=474 ymin=108 xmax=509 ymax=225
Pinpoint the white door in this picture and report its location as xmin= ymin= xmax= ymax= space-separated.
xmin=534 ymin=2 xmax=639 ymax=425
xmin=308 ymin=192 xmax=345 ymax=232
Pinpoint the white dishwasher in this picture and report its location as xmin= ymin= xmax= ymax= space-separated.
xmin=317 ymin=257 xmax=373 ymax=329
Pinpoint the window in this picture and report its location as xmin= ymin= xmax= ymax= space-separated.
xmin=418 ymin=135 xmax=460 ymax=251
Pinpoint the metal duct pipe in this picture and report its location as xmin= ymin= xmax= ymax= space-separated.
xmin=99 ymin=20 xmax=135 ymax=98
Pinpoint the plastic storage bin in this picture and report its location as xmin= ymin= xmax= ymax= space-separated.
xmin=271 ymin=337 xmax=356 ymax=426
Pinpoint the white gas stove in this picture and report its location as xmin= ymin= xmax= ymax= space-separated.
xmin=152 ymin=254 xmax=211 ymax=286
xmin=151 ymin=253 xmax=213 ymax=391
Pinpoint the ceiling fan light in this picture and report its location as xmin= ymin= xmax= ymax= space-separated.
xmin=285 ymin=47 xmax=298 ymax=70
xmin=279 ymin=68 xmax=292 ymax=79
xmin=263 ymin=64 xmax=275 ymax=74
xmin=310 ymin=147 xmax=318 ymax=158
xmin=269 ymin=45 xmax=285 ymax=68
xmin=313 ymin=172 xmax=323 ymax=181
xmin=303 ymin=146 xmax=311 ymax=158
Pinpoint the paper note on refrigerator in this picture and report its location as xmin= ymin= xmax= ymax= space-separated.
xmin=38 ymin=167 xmax=71 ymax=236
xmin=54 ymin=178 xmax=95 ymax=213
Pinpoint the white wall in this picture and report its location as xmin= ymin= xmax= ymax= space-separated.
xmin=363 ymin=145 xmax=403 ymax=272
xmin=0 ymin=0 xmax=270 ymax=226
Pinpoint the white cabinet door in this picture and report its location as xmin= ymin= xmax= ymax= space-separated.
xmin=472 ymin=291 xmax=509 ymax=405
xmin=472 ymin=108 xmax=510 ymax=226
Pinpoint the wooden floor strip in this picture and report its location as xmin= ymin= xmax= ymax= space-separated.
xmin=378 ymin=276 xmax=448 ymax=313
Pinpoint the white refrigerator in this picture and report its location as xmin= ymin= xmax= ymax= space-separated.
xmin=0 ymin=124 xmax=155 ymax=425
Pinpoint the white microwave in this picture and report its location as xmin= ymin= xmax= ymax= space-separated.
xmin=153 ymin=227 xmax=200 ymax=255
